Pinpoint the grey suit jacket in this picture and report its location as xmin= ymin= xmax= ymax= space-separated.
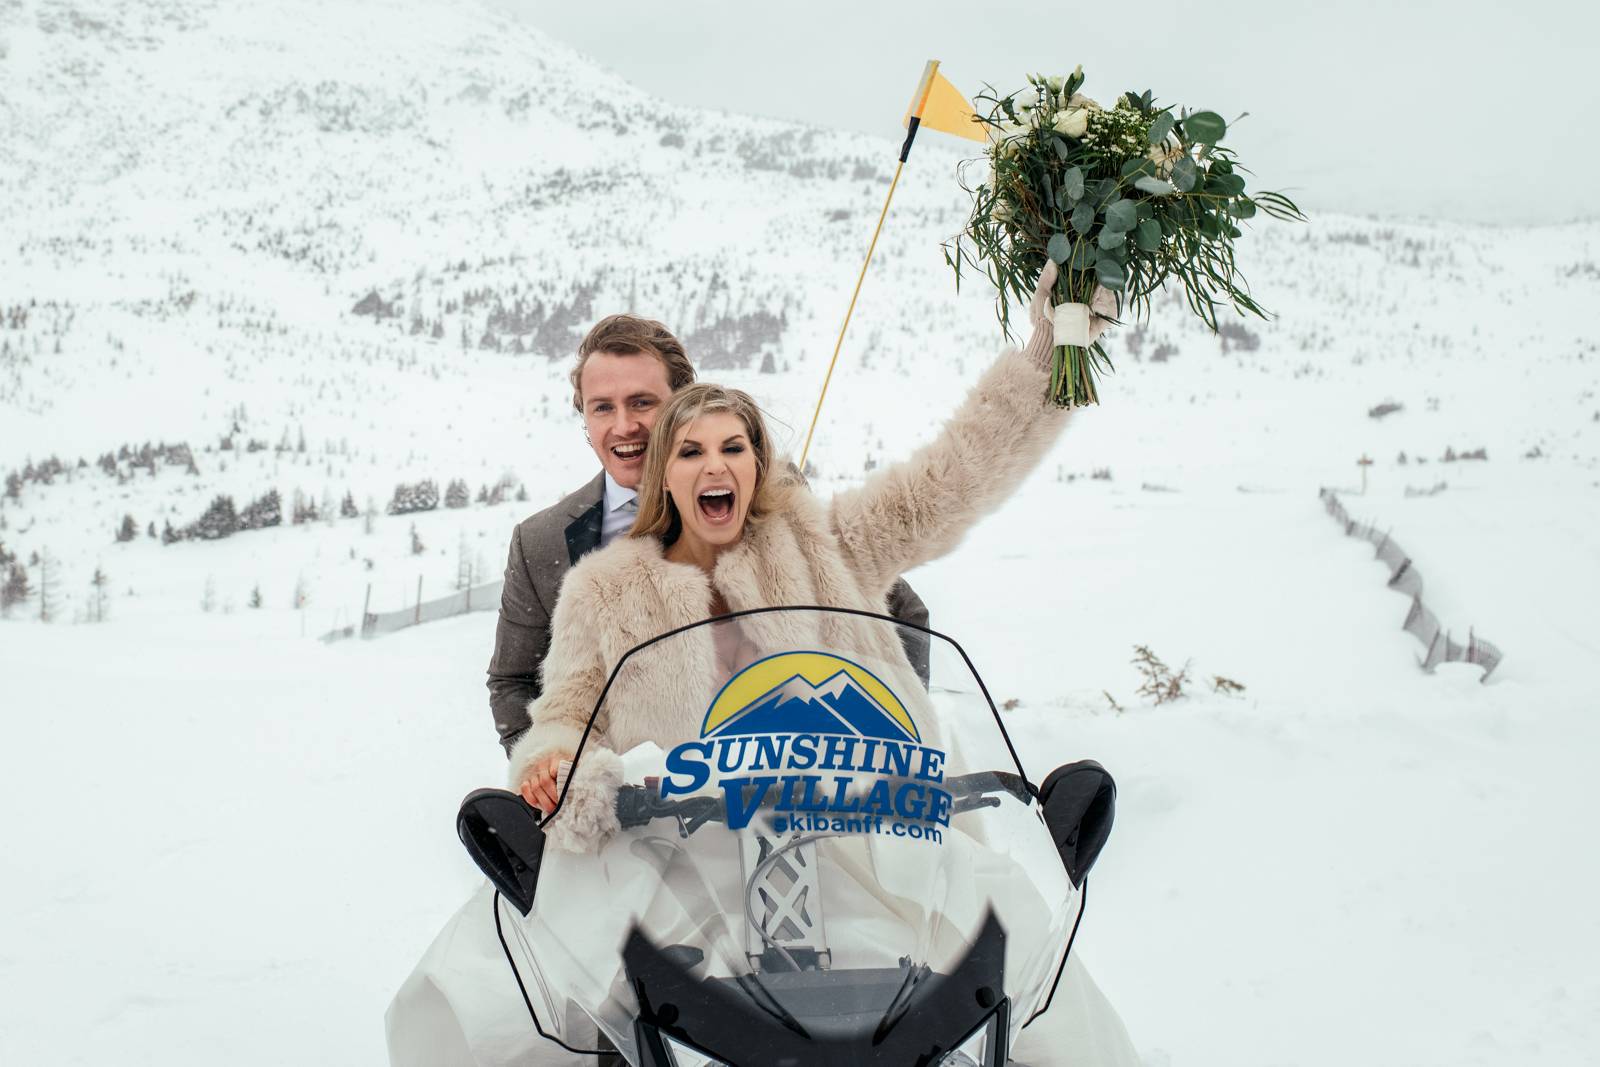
xmin=486 ymin=472 xmax=931 ymax=754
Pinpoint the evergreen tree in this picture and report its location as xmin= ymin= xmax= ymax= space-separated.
xmin=249 ymin=584 xmax=263 ymax=609
xmin=147 ymin=521 xmax=157 ymax=539
xmin=162 ymin=520 xmax=179 ymax=545
xmin=387 ymin=479 xmax=440 ymax=515
xmin=4 ymin=471 xmax=20 ymax=500
xmin=188 ymin=495 xmax=239 ymax=540
xmin=444 ymin=478 xmax=470 ymax=509
xmin=239 ymin=489 xmax=283 ymax=530
xmin=89 ymin=566 xmax=109 ymax=623
xmin=410 ymin=524 xmax=425 ymax=555
xmin=340 ymin=491 xmax=358 ymax=519
xmin=116 ymin=514 xmax=137 ymax=543
xmin=36 ymin=550 xmax=57 ymax=623
xmin=0 ymin=562 xmax=31 ymax=617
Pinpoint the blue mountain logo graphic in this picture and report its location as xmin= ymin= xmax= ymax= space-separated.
xmin=706 ymin=670 xmax=916 ymax=742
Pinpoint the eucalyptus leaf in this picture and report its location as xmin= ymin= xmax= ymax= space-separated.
xmin=1063 ymin=166 xmax=1085 ymax=200
xmin=1183 ymin=110 xmax=1227 ymax=144
xmin=1104 ymin=200 xmax=1138 ymax=233
xmin=1135 ymin=217 xmax=1162 ymax=251
xmin=1095 ymin=255 xmax=1127 ymax=291
xmin=1098 ymin=229 xmax=1126 ymax=250
xmin=1070 ymin=241 xmax=1099 ymax=270
xmin=1052 ymin=134 xmax=1071 ymax=160
xmin=1147 ymin=112 xmax=1175 ymax=144
xmin=1070 ymin=202 xmax=1096 ymax=234
xmin=1170 ymin=156 xmax=1197 ymax=192
xmin=1229 ymin=199 xmax=1257 ymax=220
xmin=1047 ymin=233 xmax=1073 ymax=263
xmin=1134 ymin=175 xmax=1176 ymax=196
xmin=1209 ymin=172 xmax=1246 ymax=197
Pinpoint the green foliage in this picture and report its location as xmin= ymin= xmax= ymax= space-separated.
xmin=944 ymin=65 xmax=1307 ymax=407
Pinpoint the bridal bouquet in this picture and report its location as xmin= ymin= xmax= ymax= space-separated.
xmin=943 ymin=66 xmax=1305 ymax=407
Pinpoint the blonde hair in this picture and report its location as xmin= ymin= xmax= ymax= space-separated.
xmin=630 ymin=383 xmax=792 ymax=544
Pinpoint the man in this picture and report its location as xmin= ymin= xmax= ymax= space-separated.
xmin=485 ymin=312 xmax=929 ymax=756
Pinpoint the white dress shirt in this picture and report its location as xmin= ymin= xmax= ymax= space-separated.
xmin=600 ymin=472 xmax=639 ymax=547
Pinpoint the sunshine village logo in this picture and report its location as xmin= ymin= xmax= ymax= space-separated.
xmin=659 ymin=652 xmax=952 ymax=842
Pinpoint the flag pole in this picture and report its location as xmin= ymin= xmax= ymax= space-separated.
xmin=799 ymin=62 xmax=942 ymax=471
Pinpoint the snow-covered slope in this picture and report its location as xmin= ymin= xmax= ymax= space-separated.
xmin=2 ymin=2 xmax=1599 ymax=1065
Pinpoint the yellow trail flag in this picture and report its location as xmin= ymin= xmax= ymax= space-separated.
xmin=901 ymin=60 xmax=987 ymax=144
xmin=800 ymin=61 xmax=983 ymax=468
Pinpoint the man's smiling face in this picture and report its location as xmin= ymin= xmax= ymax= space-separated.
xmin=578 ymin=350 xmax=674 ymax=490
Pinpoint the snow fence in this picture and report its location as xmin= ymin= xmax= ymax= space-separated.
xmin=320 ymin=577 xmax=505 ymax=642
xmin=1319 ymin=488 xmax=1503 ymax=680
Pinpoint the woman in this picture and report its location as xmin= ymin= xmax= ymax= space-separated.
xmin=511 ymin=260 xmax=1118 ymax=853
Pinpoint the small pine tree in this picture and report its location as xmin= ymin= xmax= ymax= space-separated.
xmin=0 ymin=561 xmax=32 ymax=618
xmin=161 ymin=520 xmax=179 ymax=545
xmin=36 ymin=550 xmax=57 ymax=623
xmin=4 ymin=471 xmax=22 ymax=500
xmin=445 ymin=478 xmax=470 ymax=509
xmin=249 ymin=584 xmax=263 ymax=609
xmin=515 ymin=484 xmax=528 ymax=502
xmin=340 ymin=491 xmax=358 ymax=519
xmin=201 ymin=575 xmax=217 ymax=613
xmin=147 ymin=521 xmax=157 ymax=539
xmin=89 ymin=566 xmax=109 ymax=622
xmin=116 ymin=514 xmax=137 ymax=542
xmin=292 ymin=574 xmax=309 ymax=611
xmin=410 ymin=523 xmax=425 ymax=556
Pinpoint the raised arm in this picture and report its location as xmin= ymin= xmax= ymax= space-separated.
xmin=828 ymin=262 xmax=1114 ymax=594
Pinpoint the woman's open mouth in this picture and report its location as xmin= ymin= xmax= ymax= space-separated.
xmin=697 ymin=488 xmax=735 ymax=524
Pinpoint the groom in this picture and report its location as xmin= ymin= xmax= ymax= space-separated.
xmin=486 ymin=312 xmax=930 ymax=755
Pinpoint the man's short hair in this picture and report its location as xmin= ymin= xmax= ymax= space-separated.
xmin=570 ymin=315 xmax=694 ymax=412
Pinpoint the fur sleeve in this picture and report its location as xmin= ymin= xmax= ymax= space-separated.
xmin=828 ymin=321 xmax=1069 ymax=594
xmin=506 ymin=564 xmax=612 ymax=792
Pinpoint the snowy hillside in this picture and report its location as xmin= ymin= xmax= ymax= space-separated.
xmin=2 ymin=1 xmax=1600 ymax=1065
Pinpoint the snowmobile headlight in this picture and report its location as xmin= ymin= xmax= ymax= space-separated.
xmin=661 ymin=1033 xmax=729 ymax=1067
xmin=938 ymin=1012 xmax=1001 ymax=1067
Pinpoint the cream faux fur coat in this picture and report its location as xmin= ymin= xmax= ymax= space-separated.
xmin=512 ymin=326 xmax=1069 ymax=851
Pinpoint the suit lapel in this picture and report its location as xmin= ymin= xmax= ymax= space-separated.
xmin=563 ymin=472 xmax=607 ymax=567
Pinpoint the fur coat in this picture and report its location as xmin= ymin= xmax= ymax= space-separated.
xmin=511 ymin=328 xmax=1069 ymax=851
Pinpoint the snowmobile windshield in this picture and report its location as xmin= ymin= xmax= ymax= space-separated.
xmin=497 ymin=608 xmax=1083 ymax=1066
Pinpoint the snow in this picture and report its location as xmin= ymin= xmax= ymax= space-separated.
xmin=3 ymin=1 xmax=1600 ymax=1064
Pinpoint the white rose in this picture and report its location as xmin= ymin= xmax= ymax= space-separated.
xmin=1052 ymin=108 xmax=1089 ymax=138
xmin=1148 ymin=141 xmax=1186 ymax=178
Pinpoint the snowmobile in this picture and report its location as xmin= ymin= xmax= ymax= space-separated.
xmin=456 ymin=607 xmax=1118 ymax=1066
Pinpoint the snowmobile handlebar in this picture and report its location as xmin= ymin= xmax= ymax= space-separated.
xmin=611 ymin=770 xmax=1034 ymax=835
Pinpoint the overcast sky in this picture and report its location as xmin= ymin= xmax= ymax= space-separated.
xmin=507 ymin=0 xmax=1598 ymax=226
